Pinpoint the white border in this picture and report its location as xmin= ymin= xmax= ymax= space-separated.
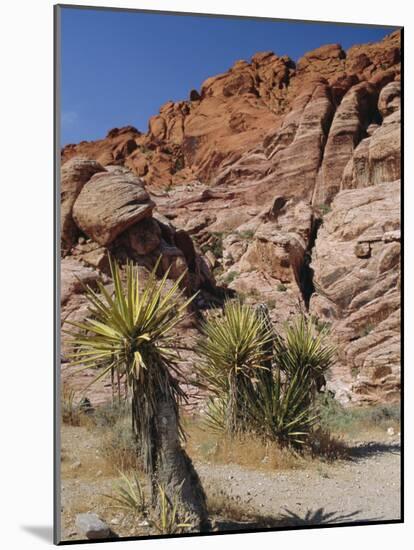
xmin=1 ymin=1 xmax=411 ymax=548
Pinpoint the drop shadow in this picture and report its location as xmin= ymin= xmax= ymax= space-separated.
xmin=21 ymin=525 xmax=53 ymax=543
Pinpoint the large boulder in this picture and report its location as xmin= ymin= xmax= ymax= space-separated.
xmin=60 ymin=158 xmax=105 ymax=253
xmin=72 ymin=171 xmax=155 ymax=246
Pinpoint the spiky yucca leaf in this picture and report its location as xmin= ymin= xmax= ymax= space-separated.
xmin=197 ymin=300 xmax=274 ymax=434
xmin=274 ymin=315 xmax=335 ymax=387
xmin=103 ymin=471 xmax=146 ymax=515
xmin=247 ymin=367 xmax=318 ymax=448
xmin=64 ymin=255 xmax=196 ymax=472
xmin=150 ymin=482 xmax=192 ymax=535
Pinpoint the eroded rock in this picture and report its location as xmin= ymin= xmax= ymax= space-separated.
xmin=73 ymin=171 xmax=155 ymax=246
xmin=310 ymin=181 xmax=400 ymax=404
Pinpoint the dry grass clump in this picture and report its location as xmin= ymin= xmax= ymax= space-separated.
xmin=97 ymin=415 xmax=142 ymax=474
xmin=309 ymin=428 xmax=349 ymax=461
xmin=185 ymin=417 xmax=303 ymax=471
xmin=209 ymin=436 xmax=301 ymax=470
xmin=205 ymin=485 xmax=254 ymax=520
xmin=61 ymin=383 xmax=83 ymax=426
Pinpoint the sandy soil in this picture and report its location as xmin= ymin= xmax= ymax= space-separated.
xmin=199 ymin=439 xmax=401 ymax=529
xmin=59 ymin=425 xmax=401 ymax=541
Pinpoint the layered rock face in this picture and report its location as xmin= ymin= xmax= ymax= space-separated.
xmin=60 ymin=30 xmax=401 ymax=405
xmin=310 ymin=182 xmax=400 ymax=404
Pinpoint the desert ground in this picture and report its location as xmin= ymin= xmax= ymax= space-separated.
xmin=60 ymin=404 xmax=401 ymax=541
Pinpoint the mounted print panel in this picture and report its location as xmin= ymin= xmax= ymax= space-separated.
xmin=54 ymin=4 xmax=403 ymax=544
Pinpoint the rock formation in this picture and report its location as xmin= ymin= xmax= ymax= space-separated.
xmin=60 ymin=30 xmax=401 ymax=405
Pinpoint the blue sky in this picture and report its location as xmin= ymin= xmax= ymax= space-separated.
xmin=60 ymin=7 xmax=397 ymax=145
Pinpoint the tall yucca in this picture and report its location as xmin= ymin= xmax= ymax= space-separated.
xmin=197 ymin=300 xmax=274 ymax=434
xmin=64 ymin=255 xmax=209 ymax=530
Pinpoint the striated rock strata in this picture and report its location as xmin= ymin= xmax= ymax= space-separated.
xmin=60 ymin=30 xmax=401 ymax=406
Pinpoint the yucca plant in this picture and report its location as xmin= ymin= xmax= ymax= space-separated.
xmin=150 ymin=482 xmax=193 ymax=535
xmin=103 ymin=471 xmax=147 ymax=516
xmin=247 ymin=366 xmax=319 ymax=448
xmin=64 ymin=255 xmax=209 ymax=530
xmin=274 ymin=315 xmax=336 ymax=397
xmin=197 ymin=300 xmax=274 ymax=435
xmin=246 ymin=314 xmax=335 ymax=449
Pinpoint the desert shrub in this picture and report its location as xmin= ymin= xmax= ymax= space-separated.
xmin=103 ymin=471 xmax=147 ymax=516
xmin=61 ymin=384 xmax=81 ymax=426
xmin=274 ymin=316 xmax=335 ymax=397
xmin=150 ymin=483 xmax=193 ymax=534
xmin=237 ymin=229 xmax=255 ymax=240
xmin=92 ymin=400 xmax=130 ymax=428
xmin=310 ymin=315 xmax=332 ymax=333
xmin=211 ymin=232 xmax=224 ymax=258
xmin=317 ymin=203 xmax=331 ymax=216
xmin=360 ymin=322 xmax=375 ymax=337
xmin=309 ymin=427 xmax=349 ymax=461
xmin=99 ymin=416 xmax=142 ymax=473
xmin=174 ymin=156 xmax=185 ymax=172
xmin=276 ymin=283 xmax=287 ymax=292
xmin=317 ymin=393 xmax=400 ymax=434
xmin=197 ymin=300 xmax=273 ymax=435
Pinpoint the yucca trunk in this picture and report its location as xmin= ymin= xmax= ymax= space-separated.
xmin=131 ymin=381 xmax=209 ymax=532
xmin=153 ymin=395 xmax=210 ymax=531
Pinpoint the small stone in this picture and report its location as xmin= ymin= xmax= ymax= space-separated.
xmin=387 ymin=427 xmax=395 ymax=436
xmin=70 ymin=460 xmax=82 ymax=470
xmin=138 ymin=520 xmax=150 ymax=527
xmin=354 ymin=242 xmax=371 ymax=258
xmin=75 ymin=513 xmax=111 ymax=540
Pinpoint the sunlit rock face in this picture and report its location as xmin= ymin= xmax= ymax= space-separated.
xmin=60 ymin=30 xmax=401 ymax=406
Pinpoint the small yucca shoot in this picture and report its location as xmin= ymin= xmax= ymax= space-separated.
xmin=103 ymin=471 xmax=146 ymax=515
xmin=150 ymin=482 xmax=192 ymax=535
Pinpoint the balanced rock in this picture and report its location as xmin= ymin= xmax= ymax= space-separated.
xmin=73 ymin=171 xmax=155 ymax=246
xmin=60 ymin=158 xmax=105 ymax=252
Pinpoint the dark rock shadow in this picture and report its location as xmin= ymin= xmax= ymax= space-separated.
xmin=21 ymin=525 xmax=53 ymax=543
